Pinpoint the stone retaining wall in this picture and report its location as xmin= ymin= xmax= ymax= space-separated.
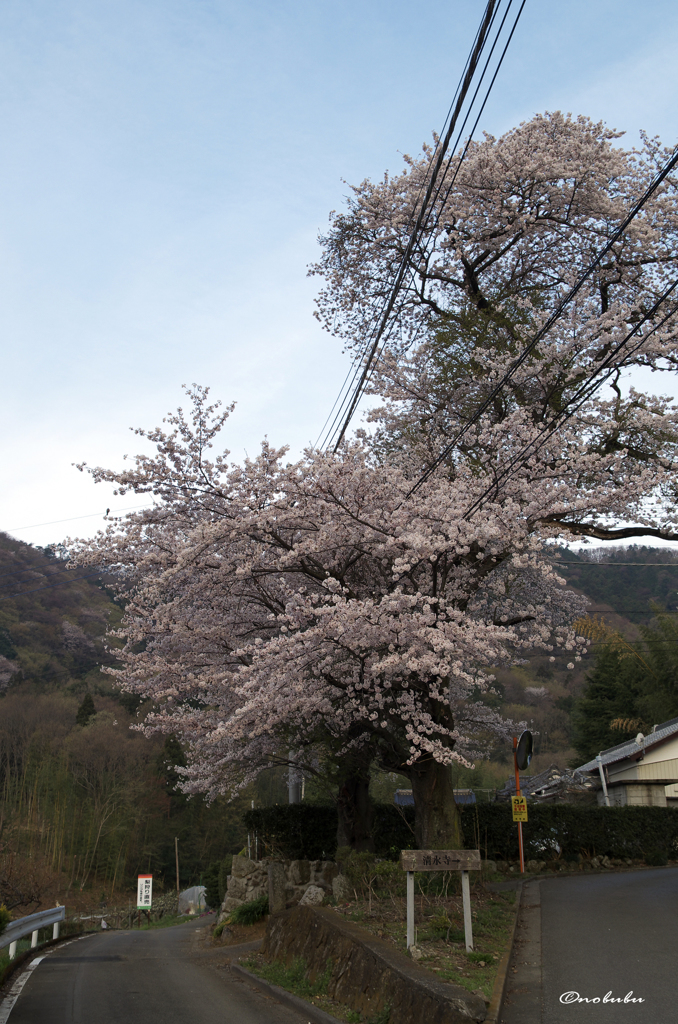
xmin=219 ymin=855 xmax=339 ymax=919
xmin=261 ymin=905 xmax=487 ymax=1024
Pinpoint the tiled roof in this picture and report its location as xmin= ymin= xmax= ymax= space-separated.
xmin=576 ymin=715 xmax=678 ymax=773
xmin=497 ymin=763 xmax=592 ymax=800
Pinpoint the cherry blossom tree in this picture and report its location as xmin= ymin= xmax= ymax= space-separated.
xmin=70 ymin=388 xmax=592 ymax=849
xmin=312 ymin=112 xmax=678 ymax=543
xmin=69 ymin=115 xmax=678 ymax=851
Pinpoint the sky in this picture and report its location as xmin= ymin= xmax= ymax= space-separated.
xmin=2 ymin=0 xmax=678 ymax=548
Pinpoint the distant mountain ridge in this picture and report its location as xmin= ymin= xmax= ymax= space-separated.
xmin=554 ymin=545 xmax=678 ymax=624
xmin=0 ymin=532 xmax=119 ymax=693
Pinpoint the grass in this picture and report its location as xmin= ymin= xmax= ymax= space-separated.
xmin=330 ymin=881 xmax=516 ymax=1003
xmin=243 ymin=952 xmax=395 ymax=1024
xmin=241 ymin=882 xmax=517 ymax=1019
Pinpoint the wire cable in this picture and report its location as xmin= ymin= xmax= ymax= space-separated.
xmin=352 ymin=0 xmax=527 ymax=415
xmin=461 ymin=279 xmax=678 ymax=517
xmin=407 ymin=143 xmax=678 ymax=495
xmin=315 ymin=2 xmax=508 ymax=450
xmin=320 ymin=0 xmax=523 ymax=451
xmin=4 ymin=503 xmax=153 ymax=533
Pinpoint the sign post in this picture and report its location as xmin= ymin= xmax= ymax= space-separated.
xmin=401 ymin=850 xmax=481 ymax=952
xmin=513 ymin=732 xmax=533 ymax=874
xmin=137 ymin=874 xmax=152 ymax=925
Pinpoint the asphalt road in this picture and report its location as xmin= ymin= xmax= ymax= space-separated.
xmin=502 ymin=867 xmax=678 ymax=1024
xmin=1 ymin=918 xmax=314 ymax=1024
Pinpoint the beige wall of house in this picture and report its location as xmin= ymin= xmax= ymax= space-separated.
xmin=600 ymin=783 xmax=668 ymax=807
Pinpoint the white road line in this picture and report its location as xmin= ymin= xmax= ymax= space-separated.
xmin=0 ymin=934 xmax=95 ymax=1023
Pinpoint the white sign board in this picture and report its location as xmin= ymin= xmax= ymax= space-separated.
xmin=137 ymin=874 xmax=153 ymax=909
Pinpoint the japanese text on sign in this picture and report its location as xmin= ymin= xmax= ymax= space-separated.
xmin=400 ymin=850 xmax=481 ymax=872
xmin=512 ymin=796 xmax=528 ymax=822
xmin=137 ymin=874 xmax=153 ymax=909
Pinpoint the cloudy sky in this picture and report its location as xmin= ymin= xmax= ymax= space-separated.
xmin=2 ymin=0 xmax=678 ymax=547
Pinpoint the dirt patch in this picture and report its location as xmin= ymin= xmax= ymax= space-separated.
xmin=212 ymin=919 xmax=268 ymax=946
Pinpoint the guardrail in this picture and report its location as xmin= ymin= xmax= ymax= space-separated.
xmin=1 ymin=906 xmax=66 ymax=959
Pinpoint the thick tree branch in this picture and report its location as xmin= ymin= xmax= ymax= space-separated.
xmin=544 ymin=518 xmax=678 ymax=542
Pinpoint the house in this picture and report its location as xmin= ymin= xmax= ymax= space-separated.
xmin=575 ymin=716 xmax=678 ymax=807
xmin=496 ymin=763 xmax=596 ymax=804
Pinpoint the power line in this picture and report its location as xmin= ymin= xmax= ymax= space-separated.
xmin=4 ymin=504 xmax=153 ymax=533
xmin=314 ymin=4 xmax=507 ymax=449
xmin=407 ymin=142 xmax=678 ymax=496
xmin=351 ymin=0 xmax=527 ymax=424
xmin=460 ymin=279 xmax=678 ymax=518
xmin=320 ymin=0 xmax=526 ymax=451
xmin=551 ymin=562 xmax=678 ymax=567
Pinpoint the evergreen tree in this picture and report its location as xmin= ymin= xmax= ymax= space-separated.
xmin=572 ymin=614 xmax=678 ymax=764
xmin=156 ymin=735 xmax=188 ymax=813
xmin=75 ymin=693 xmax=96 ymax=727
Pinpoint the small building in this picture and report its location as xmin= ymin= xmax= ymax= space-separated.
xmin=497 ymin=764 xmax=596 ymax=804
xmin=576 ymin=716 xmax=678 ymax=807
xmin=394 ymin=788 xmax=476 ymax=807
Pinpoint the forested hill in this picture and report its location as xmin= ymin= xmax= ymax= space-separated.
xmin=0 ymin=531 xmax=120 ymax=694
xmin=0 ymin=533 xmax=249 ymax=912
xmin=554 ymin=546 xmax=678 ymax=624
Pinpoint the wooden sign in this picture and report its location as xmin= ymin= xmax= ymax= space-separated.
xmin=400 ymin=849 xmax=481 ymax=872
xmin=511 ymin=796 xmax=528 ymax=822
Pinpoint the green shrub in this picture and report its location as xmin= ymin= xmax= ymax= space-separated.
xmin=247 ymin=800 xmax=678 ymax=867
xmin=243 ymin=803 xmax=415 ymax=861
xmin=461 ymin=803 xmax=678 ymax=862
xmin=0 ymin=906 xmax=11 ymax=937
xmin=228 ymin=895 xmax=269 ymax=925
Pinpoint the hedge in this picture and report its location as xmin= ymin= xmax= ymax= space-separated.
xmin=243 ymin=803 xmax=416 ymax=860
xmin=465 ymin=803 xmax=678 ymax=862
xmin=244 ymin=801 xmax=678 ymax=863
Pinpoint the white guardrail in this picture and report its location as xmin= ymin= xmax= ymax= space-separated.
xmin=1 ymin=906 xmax=66 ymax=959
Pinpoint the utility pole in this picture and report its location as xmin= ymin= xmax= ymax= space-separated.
xmin=175 ymin=837 xmax=180 ymax=897
xmin=596 ymin=754 xmax=611 ymax=807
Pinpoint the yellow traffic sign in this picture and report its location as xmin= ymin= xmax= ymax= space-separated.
xmin=512 ymin=796 xmax=528 ymax=822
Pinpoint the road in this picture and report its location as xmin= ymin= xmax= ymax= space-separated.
xmin=502 ymin=867 xmax=678 ymax=1024
xmin=1 ymin=917 xmax=315 ymax=1024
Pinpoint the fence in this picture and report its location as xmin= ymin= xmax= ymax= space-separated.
xmin=0 ymin=906 xmax=65 ymax=960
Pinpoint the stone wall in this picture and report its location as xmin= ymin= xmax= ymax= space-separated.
xmin=219 ymin=855 xmax=339 ymax=918
xmin=262 ymin=905 xmax=487 ymax=1024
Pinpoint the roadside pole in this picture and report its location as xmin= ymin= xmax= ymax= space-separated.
xmin=175 ymin=837 xmax=180 ymax=897
xmin=460 ymin=871 xmax=473 ymax=951
xmin=596 ymin=754 xmax=611 ymax=806
xmin=406 ymin=871 xmax=415 ymax=949
xmin=513 ymin=737 xmax=525 ymax=874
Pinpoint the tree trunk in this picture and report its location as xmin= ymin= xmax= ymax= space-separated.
xmin=409 ymin=757 xmax=462 ymax=849
xmin=336 ymin=753 xmax=374 ymax=852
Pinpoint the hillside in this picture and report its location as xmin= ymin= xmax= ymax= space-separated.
xmin=0 ymin=531 xmax=120 ymax=695
xmin=0 ymin=533 xmax=249 ymax=914
xmin=555 ymin=545 xmax=678 ymax=623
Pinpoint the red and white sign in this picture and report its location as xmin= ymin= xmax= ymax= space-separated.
xmin=137 ymin=874 xmax=153 ymax=909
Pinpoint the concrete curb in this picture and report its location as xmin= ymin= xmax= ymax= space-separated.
xmin=484 ymin=882 xmax=523 ymax=1024
xmin=230 ymin=963 xmax=344 ymax=1024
